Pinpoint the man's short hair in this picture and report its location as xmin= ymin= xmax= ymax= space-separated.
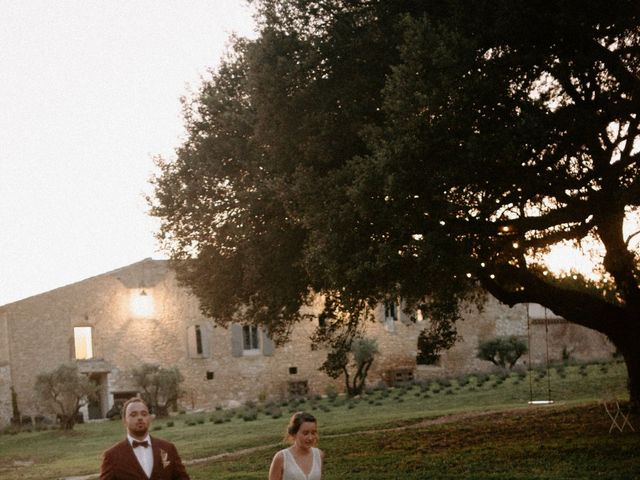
xmin=122 ymin=397 xmax=149 ymax=418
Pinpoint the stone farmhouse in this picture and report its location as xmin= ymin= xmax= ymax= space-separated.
xmin=0 ymin=259 xmax=614 ymax=427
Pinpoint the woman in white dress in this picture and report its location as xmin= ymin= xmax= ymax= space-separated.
xmin=269 ymin=411 xmax=324 ymax=480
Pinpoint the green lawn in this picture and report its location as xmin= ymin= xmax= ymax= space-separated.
xmin=0 ymin=361 xmax=637 ymax=480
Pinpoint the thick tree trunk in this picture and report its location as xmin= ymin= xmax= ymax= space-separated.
xmin=60 ymin=414 xmax=76 ymax=430
xmin=481 ymin=269 xmax=640 ymax=408
xmin=608 ymin=322 xmax=640 ymax=410
xmin=620 ymin=344 xmax=640 ymax=410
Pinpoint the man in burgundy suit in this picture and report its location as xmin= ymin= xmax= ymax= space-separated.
xmin=100 ymin=397 xmax=190 ymax=479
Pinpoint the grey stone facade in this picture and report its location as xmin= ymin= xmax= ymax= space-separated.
xmin=0 ymin=259 xmax=615 ymax=427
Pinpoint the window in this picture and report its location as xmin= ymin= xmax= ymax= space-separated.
xmin=187 ymin=324 xmax=211 ymax=358
xmin=384 ymin=300 xmax=397 ymax=332
xmin=288 ymin=380 xmax=309 ymax=398
xmin=289 ymin=366 xmax=298 ymax=375
xmin=74 ymin=326 xmax=93 ymax=360
xmin=195 ymin=325 xmax=203 ymax=354
xmin=231 ymin=324 xmax=275 ymax=357
xmin=384 ymin=300 xmax=397 ymax=320
xmin=383 ymin=368 xmax=415 ymax=386
xmin=243 ymin=325 xmax=260 ymax=351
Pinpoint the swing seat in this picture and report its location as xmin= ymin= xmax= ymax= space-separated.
xmin=602 ymin=397 xmax=635 ymax=433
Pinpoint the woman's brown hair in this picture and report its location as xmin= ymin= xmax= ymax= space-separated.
xmin=285 ymin=411 xmax=317 ymax=442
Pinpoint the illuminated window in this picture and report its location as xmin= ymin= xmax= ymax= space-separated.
xmin=74 ymin=326 xmax=93 ymax=360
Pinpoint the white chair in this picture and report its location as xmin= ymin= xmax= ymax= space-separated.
xmin=602 ymin=397 xmax=635 ymax=433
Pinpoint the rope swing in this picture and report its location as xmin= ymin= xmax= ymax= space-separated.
xmin=527 ymin=303 xmax=554 ymax=405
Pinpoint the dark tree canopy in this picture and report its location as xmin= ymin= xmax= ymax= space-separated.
xmin=151 ymin=0 xmax=640 ymax=404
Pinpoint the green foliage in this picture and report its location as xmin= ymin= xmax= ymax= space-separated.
xmin=321 ymin=336 xmax=379 ymax=396
xmin=241 ymin=408 xmax=258 ymax=422
xmin=151 ymin=0 xmax=640 ymax=405
xmin=34 ymin=364 xmax=97 ymax=430
xmin=416 ymin=318 xmax=457 ymax=365
xmin=131 ymin=363 xmax=184 ymax=418
xmin=0 ymin=361 xmax=631 ymax=479
xmin=477 ymin=336 xmax=528 ymax=370
xmin=325 ymin=385 xmax=338 ymax=400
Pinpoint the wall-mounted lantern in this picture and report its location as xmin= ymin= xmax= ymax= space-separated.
xmin=130 ymin=288 xmax=154 ymax=317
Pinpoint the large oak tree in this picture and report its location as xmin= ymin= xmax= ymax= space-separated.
xmin=152 ymin=0 xmax=640 ymax=404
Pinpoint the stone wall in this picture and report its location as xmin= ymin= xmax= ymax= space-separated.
xmin=0 ymin=314 xmax=12 ymax=425
xmin=0 ymin=364 xmax=12 ymax=426
xmin=0 ymin=259 xmax=616 ymax=427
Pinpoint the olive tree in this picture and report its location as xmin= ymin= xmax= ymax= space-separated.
xmin=34 ymin=364 xmax=97 ymax=430
xmin=477 ymin=336 xmax=529 ymax=370
xmin=131 ymin=364 xmax=184 ymax=417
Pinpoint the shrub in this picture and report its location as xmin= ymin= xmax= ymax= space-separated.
xmin=241 ymin=409 xmax=258 ymax=421
xmin=476 ymin=374 xmax=490 ymax=386
xmin=325 ymin=385 xmax=338 ymax=401
xmin=438 ymin=378 xmax=452 ymax=388
xmin=131 ymin=363 xmax=184 ymax=418
xmin=320 ymin=336 xmax=379 ymax=396
xmin=457 ymin=375 xmax=470 ymax=387
xmin=34 ymin=364 xmax=98 ymax=430
xmin=265 ymin=404 xmax=283 ymax=419
xmin=477 ymin=336 xmax=528 ymax=370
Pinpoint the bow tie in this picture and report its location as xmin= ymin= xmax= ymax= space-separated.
xmin=132 ymin=440 xmax=150 ymax=448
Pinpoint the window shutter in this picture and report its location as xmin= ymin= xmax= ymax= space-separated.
xmin=398 ymin=299 xmax=411 ymax=325
xmin=187 ymin=325 xmax=197 ymax=358
xmin=201 ymin=323 xmax=212 ymax=357
xmin=231 ymin=323 xmax=243 ymax=357
xmin=187 ymin=324 xmax=212 ymax=358
xmin=262 ymin=330 xmax=275 ymax=356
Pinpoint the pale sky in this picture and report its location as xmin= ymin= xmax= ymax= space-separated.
xmin=0 ymin=0 xmax=256 ymax=305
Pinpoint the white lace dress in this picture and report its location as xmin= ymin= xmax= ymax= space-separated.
xmin=281 ymin=447 xmax=322 ymax=480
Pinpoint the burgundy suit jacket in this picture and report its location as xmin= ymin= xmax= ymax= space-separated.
xmin=100 ymin=436 xmax=190 ymax=480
